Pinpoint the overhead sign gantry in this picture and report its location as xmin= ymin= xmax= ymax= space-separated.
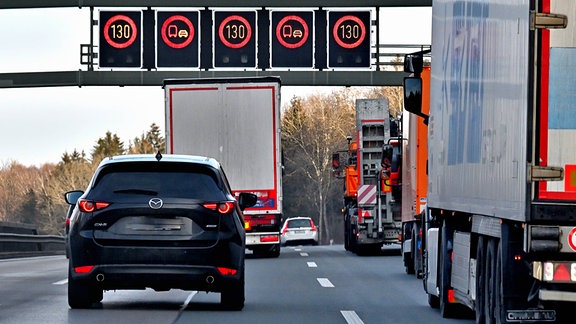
xmin=0 ymin=1 xmax=432 ymax=88
xmin=96 ymin=8 xmax=375 ymax=70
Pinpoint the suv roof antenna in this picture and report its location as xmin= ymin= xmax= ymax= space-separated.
xmin=155 ymin=151 xmax=163 ymax=161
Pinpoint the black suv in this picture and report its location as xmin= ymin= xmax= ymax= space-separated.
xmin=64 ymin=154 xmax=256 ymax=310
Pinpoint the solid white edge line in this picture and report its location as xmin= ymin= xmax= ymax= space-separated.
xmin=341 ymin=310 xmax=364 ymax=324
xmin=317 ymin=278 xmax=334 ymax=287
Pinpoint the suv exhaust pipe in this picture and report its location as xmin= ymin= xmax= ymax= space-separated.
xmin=205 ymin=275 xmax=215 ymax=284
xmin=96 ymin=273 xmax=105 ymax=282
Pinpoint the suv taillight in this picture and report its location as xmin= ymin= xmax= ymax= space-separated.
xmin=202 ymin=201 xmax=235 ymax=214
xmin=310 ymin=220 xmax=317 ymax=231
xmin=78 ymin=199 xmax=110 ymax=213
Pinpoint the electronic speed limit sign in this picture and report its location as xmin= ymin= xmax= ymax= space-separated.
xmin=213 ymin=11 xmax=257 ymax=68
xmin=99 ymin=11 xmax=142 ymax=68
xmin=328 ymin=11 xmax=371 ymax=68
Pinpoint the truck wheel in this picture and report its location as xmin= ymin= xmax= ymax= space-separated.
xmin=428 ymin=293 xmax=440 ymax=309
xmin=256 ymin=244 xmax=280 ymax=258
xmin=475 ymin=236 xmax=485 ymax=324
xmin=494 ymin=241 xmax=503 ymax=324
xmin=484 ymin=238 xmax=497 ymax=323
xmin=269 ymin=243 xmax=281 ymax=258
xmin=405 ymin=250 xmax=415 ymax=275
xmin=413 ymin=228 xmax=421 ymax=278
xmin=439 ymin=221 xmax=458 ymax=318
xmin=349 ymin=227 xmax=358 ymax=253
xmin=344 ymin=219 xmax=350 ymax=251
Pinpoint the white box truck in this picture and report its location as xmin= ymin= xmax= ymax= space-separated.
xmin=403 ymin=0 xmax=576 ymax=322
xmin=164 ymin=77 xmax=282 ymax=258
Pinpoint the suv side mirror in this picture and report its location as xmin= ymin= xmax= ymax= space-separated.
xmin=238 ymin=192 xmax=258 ymax=211
xmin=64 ymin=190 xmax=84 ymax=205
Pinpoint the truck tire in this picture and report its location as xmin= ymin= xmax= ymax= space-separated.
xmin=349 ymin=225 xmax=358 ymax=254
xmin=344 ymin=217 xmax=351 ymax=251
xmin=428 ymin=293 xmax=440 ymax=309
xmin=270 ymin=243 xmax=281 ymax=258
xmin=475 ymin=236 xmax=485 ymax=324
xmin=484 ymin=238 xmax=497 ymax=323
xmin=257 ymin=243 xmax=280 ymax=258
xmin=439 ymin=221 xmax=458 ymax=318
xmin=413 ymin=228 xmax=421 ymax=278
xmin=405 ymin=249 xmax=415 ymax=275
xmin=494 ymin=240 xmax=503 ymax=324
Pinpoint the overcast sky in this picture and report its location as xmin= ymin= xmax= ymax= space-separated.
xmin=0 ymin=6 xmax=430 ymax=167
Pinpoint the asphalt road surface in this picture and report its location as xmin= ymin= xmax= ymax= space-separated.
xmin=0 ymin=244 xmax=474 ymax=324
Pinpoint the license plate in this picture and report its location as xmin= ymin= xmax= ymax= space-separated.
xmin=506 ymin=310 xmax=556 ymax=322
xmin=295 ymin=230 xmax=305 ymax=234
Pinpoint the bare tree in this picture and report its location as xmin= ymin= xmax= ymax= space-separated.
xmin=0 ymin=161 xmax=42 ymax=223
xmin=35 ymin=157 xmax=94 ymax=235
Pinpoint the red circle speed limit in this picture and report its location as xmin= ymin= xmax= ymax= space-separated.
xmin=161 ymin=15 xmax=195 ymax=49
xmin=218 ymin=15 xmax=252 ymax=49
xmin=103 ymin=15 xmax=138 ymax=49
xmin=275 ymin=15 xmax=309 ymax=49
xmin=332 ymin=15 xmax=366 ymax=49
xmin=568 ymin=227 xmax=576 ymax=251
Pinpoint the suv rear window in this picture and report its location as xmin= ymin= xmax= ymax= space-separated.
xmin=90 ymin=162 xmax=226 ymax=201
xmin=288 ymin=219 xmax=312 ymax=228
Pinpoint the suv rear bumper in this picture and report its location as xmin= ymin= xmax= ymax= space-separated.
xmin=69 ymin=233 xmax=244 ymax=292
xmin=69 ymin=264 xmax=242 ymax=292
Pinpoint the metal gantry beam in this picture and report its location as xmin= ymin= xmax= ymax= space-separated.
xmin=0 ymin=70 xmax=406 ymax=88
xmin=0 ymin=0 xmax=431 ymax=9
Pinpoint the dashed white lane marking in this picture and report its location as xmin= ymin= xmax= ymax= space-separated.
xmin=300 ymin=252 xmax=309 ymax=257
xmin=317 ymin=278 xmax=334 ymax=287
xmin=307 ymin=262 xmax=317 ymax=268
xmin=53 ymin=279 xmax=68 ymax=285
xmin=341 ymin=310 xmax=364 ymax=324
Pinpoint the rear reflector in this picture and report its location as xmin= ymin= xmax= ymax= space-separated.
xmin=74 ymin=265 xmax=95 ymax=274
xmin=260 ymin=235 xmax=279 ymax=243
xmin=448 ymin=289 xmax=457 ymax=303
xmin=217 ymin=267 xmax=237 ymax=276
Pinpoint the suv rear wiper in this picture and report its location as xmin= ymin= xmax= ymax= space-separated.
xmin=113 ymin=189 xmax=158 ymax=196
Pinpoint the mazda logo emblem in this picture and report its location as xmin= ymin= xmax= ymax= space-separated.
xmin=149 ymin=198 xmax=163 ymax=209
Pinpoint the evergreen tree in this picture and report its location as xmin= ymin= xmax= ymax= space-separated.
xmin=91 ymin=131 xmax=125 ymax=164
xmin=128 ymin=123 xmax=166 ymax=154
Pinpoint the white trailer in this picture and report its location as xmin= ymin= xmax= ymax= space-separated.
xmin=404 ymin=0 xmax=576 ymax=322
xmin=164 ymin=77 xmax=282 ymax=257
